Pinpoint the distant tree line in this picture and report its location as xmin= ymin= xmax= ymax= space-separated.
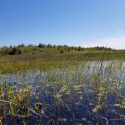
xmin=0 ymin=43 xmax=114 ymax=55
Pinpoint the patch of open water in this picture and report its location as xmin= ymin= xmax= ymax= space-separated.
xmin=1 ymin=61 xmax=125 ymax=125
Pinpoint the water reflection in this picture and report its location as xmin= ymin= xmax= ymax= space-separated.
xmin=1 ymin=61 xmax=125 ymax=125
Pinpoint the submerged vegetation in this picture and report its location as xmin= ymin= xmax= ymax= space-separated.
xmin=0 ymin=61 xmax=125 ymax=124
xmin=0 ymin=44 xmax=125 ymax=124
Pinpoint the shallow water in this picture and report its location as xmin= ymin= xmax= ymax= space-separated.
xmin=1 ymin=61 xmax=125 ymax=125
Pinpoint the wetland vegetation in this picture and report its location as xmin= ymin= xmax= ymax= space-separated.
xmin=0 ymin=43 xmax=124 ymax=74
xmin=0 ymin=44 xmax=125 ymax=125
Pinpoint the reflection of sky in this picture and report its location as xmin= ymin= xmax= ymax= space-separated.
xmin=1 ymin=61 xmax=125 ymax=85
xmin=0 ymin=70 xmax=41 ymax=85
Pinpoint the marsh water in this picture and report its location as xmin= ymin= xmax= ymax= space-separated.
xmin=1 ymin=61 xmax=125 ymax=125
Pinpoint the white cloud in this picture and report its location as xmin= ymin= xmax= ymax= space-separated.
xmin=83 ymin=36 xmax=125 ymax=50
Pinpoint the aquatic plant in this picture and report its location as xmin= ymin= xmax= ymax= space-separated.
xmin=0 ymin=61 xmax=125 ymax=124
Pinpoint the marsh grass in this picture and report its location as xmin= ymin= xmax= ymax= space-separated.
xmin=0 ymin=56 xmax=82 ymax=74
xmin=0 ymin=47 xmax=123 ymax=74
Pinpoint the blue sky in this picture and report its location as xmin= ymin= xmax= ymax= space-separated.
xmin=0 ymin=0 xmax=125 ymax=49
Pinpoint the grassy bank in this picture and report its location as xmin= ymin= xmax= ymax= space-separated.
xmin=0 ymin=44 xmax=125 ymax=74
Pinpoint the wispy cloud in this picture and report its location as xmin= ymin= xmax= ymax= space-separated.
xmin=83 ymin=36 xmax=125 ymax=50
